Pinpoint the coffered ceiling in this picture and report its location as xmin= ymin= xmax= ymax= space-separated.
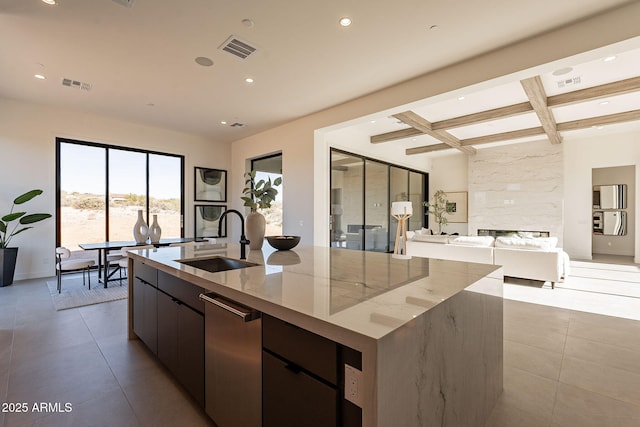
xmin=356 ymin=45 xmax=640 ymax=156
xmin=0 ymin=0 xmax=637 ymax=143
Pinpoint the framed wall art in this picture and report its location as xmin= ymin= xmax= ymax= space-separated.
xmin=445 ymin=191 xmax=468 ymax=223
xmin=194 ymin=167 xmax=227 ymax=202
xmin=195 ymin=205 xmax=227 ymax=238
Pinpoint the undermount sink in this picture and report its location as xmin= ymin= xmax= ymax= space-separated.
xmin=177 ymin=256 xmax=258 ymax=273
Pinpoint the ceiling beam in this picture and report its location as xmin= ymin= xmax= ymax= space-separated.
xmin=372 ymin=76 xmax=640 ymax=146
xmin=557 ymin=109 xmax=640 ymax=131
xmin=371 ymin=103 xmax=533 ymax=143
xmin=548 ymin=75 xmax=640 ymax=107
xmin=431 ymin=102 xmax=533 ymax=130
xmin=370 ymin=127 xmax=424 ymax=144
xmin=393 ymin=111 xmax=476 ymax=155
xmin=460 ymin=127 xmax=545 ymax=146
xmin=405 ymin=143 xmax=452 ymax=155
xmin=405 ymin=127 xmax=544 ymax=155
xmin=520 ymin=76 xmax=562 ymax=145
xmin=406 ymin=109 xmax=640 ymax=155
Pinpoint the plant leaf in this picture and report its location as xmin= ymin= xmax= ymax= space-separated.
xmin=0 ymin=221 xmax=6 ymax=233
xmin=2 ymin=212 xmax=25 ymax=222
xmin=10 ymin=227 xmax=33 ymax=236
xmin=19 ymin=213 xmax=52 ymax=224
xmin=273 ymin=177 xmax=282 ymax=186
xmin=14 ymin=189 xmax=43 ymax=205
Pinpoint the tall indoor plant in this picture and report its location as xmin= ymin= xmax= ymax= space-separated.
xmin=423 ymin=189 xmax=451 ymax=234
xmin=241 ymin=171 xmax=282 ymax=250
xmin=0 ymin=189 xmax=52 ymax=286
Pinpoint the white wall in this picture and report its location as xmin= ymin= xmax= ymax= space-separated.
xmin=0 ymin=98 xmax=228 ymax=280
xmin=564 ymin=130 xmax=640 ymax=262
xmin=228 ymin=117 xmax=316 ymax=245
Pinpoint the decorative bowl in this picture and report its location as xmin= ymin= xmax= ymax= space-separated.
xmin=266 ymin=235 xmax=301 ymax=251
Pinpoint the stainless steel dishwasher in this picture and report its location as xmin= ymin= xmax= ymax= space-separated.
xmin=199 ymin=292 xmax=262 ymax=427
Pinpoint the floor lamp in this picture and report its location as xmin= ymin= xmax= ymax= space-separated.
xmin=391 ymin=201 xmax=413 ymax=259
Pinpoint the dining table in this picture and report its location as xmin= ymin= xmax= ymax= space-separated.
xmin=78 ymin=238 xmax=196 ymax=287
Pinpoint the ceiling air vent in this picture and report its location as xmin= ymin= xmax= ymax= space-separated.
xmin=557 ymin=76 xmax=581 ymax=89
xmin=112 ymin=0 xmax=135 ymax=8
xmin=218 ymin=36 xmax=258 ymax=60
xmin=62 ymin=78 xmax=92 ymax=92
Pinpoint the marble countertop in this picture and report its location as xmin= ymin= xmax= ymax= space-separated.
xmin=128 ymin=242 xmax=501 ymax=347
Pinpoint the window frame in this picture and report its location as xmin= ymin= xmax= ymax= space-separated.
xmin=55 ymin=137 xmax=185 ymax=246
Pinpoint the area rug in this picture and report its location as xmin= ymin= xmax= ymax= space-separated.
xmin=46 ymin=276 xmax=128 ymax=311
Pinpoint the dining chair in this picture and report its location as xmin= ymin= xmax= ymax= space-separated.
xmin=106 ymin=250 xmax=126 ymax=281
xmin=55 ymin=247 xmax=95 ymax=293
xmin=116 ymin=245 xmax=154 ymax=283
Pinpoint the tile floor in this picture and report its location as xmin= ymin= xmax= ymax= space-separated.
xmin=0 ymin=259 xmax=639 ymax=426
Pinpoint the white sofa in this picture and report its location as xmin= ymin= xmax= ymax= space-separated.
xmin=406 ymin=232 xmax=569 ymax=288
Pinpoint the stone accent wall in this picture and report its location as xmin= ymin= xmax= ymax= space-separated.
xmin=468 ymin=140 xmax=564 ymax=247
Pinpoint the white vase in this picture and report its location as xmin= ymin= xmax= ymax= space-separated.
xmin=149 ymin=214 xmax=162 ymax=244
xmin=133 ymin=210 xmax=149 ymax=244
xmin=246 ymin=211 xmax=266 ymax=250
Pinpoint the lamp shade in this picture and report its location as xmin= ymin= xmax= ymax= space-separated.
xmin=391 ymin=201 xmax=413 ymax=216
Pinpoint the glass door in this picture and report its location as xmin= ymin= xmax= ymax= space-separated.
xmin=364 ymin=160 xmax=389 ymax=252
xmin=330 ymin=148 xmax=426 ymax=252
xmin=330 ymin=152 xmax=363 ymax=248
xmin=409 ymin=171 xmax=426 ymax=232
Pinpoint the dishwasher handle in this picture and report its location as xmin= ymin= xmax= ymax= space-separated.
xmin=199 ymin=293 xmax=260 ymax=322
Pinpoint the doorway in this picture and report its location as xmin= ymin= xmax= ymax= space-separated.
xmin=251 ymin=153 xmax=283 ymax=236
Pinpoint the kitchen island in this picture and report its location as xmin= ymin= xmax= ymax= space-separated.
xmin=127 ymin=243 xmax=503 ymax=427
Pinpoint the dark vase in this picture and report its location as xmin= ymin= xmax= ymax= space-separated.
xmin=0 ymin=247 xmax=19 ymax=287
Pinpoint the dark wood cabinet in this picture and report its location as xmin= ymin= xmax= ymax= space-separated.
xmin=156 ymin=271 xmax=205 ymax=407
xmin=157 ymin=291 xmax=179 ymax=371
xmin=262 ymin=314 xmax=362 ymax=427
xmin=132 ymin=276 xmax=158 ymax=355
xmin=263 ymin=351 xmax=338 ymax=427
xmin=131 ymin=262 xmax=362 ymax=426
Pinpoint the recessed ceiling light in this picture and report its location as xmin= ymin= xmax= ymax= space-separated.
xmin=370 ymin=120 xmax=376 ymax=124
xmin=241 ymin=19 xmax=254 ymax=28
xmin=339 ymin=17 xmax=352 ymax=27
xmin=599 ymin=100 xmax=610 ymax=106
xmin=592 ymin=125 xmax=604 ymax=130
xmin=220 ymin=121 xmax=227 ymax=125
xmin=457 ymin=96 xmax=465 ymax=101
xmin=604 ymin=55 xmax=617 ymax=62
xmin=195 ymin=57 xmax=214 ymax=67
xmin=429 ymin=25 xmax=439 ymax=31
xmin=146 ymin=103 xmax=155 ymax=107
xmin=34 ymin=74 xmax=46 ymax=80
xmin=41 ymin=0 xmax=56 ymax=4
xmin=245 ymin=77 xmax=254 ymax=83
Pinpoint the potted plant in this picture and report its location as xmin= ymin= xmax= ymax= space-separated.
xmin=423 ymin=190 xmax=451 ymax=234
xmin=241 ymin=171 xmax=282 ymax=250
xmin=0 ymin=189 xmax=52 ymax=286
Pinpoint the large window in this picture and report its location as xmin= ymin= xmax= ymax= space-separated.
xmin=330 ymin=148 xmax=427 ymax=252
xmin=56 ymin=138 xmax=184 ymax=251
xmin=251 ymin=154 xmax=283 ymax=236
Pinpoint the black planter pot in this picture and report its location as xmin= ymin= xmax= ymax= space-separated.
xmin=0 ymin=247 xmax=19 ymax=287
